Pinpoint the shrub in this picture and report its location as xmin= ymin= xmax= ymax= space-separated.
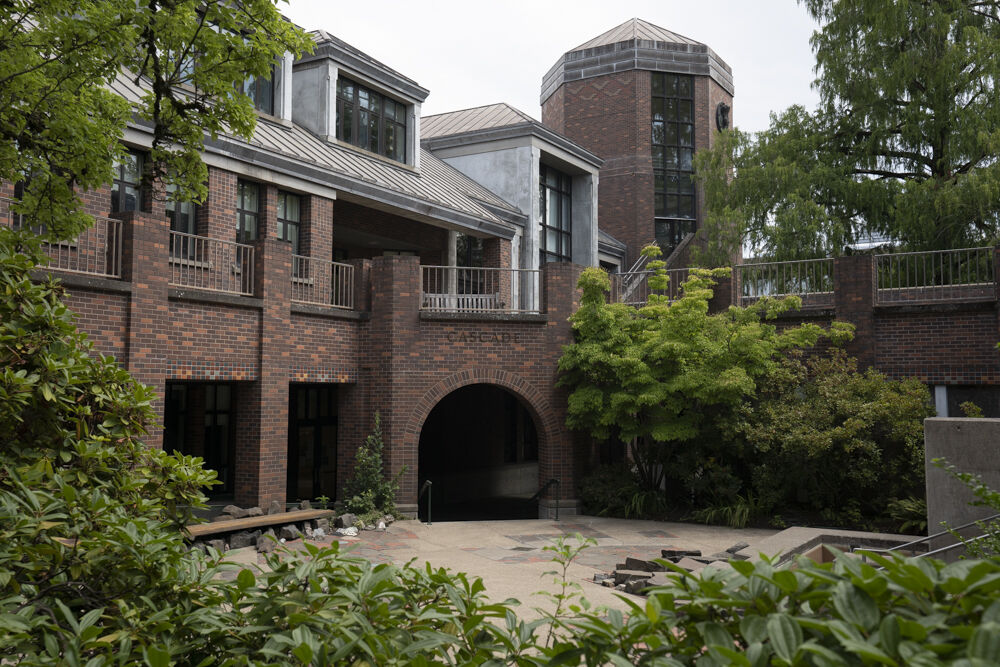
xmin=545 ymin=551 xmax=1000 ymax=665
xmin=740 ymin=349 xmax=932 ymax=524
xmin=342 ymin=413 xmax=402 ymax=526
xmin=578 ymin=464 xmax=641 ymax=517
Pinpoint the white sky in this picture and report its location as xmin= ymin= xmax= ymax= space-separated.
xmin=281 ymin=0 xmax=822 ymax=134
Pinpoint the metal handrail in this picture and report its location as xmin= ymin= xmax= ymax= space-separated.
xmin=529 ymin=478 xmax=561 ymax=521
xmin=736 ymin=257 xmax=834 ymax=307
xmin=875 ymin=246 xmax=995 ymax=304
xmin=168 ymin=231 xmax=254 ymax=296
xmin=419 ymin=265 xmax=541 ymax=314
xmin=290 ymin=254 xmax=354 ymax=309
xmin=852 ymin=512 xmax=1000 ymax=557
xmin=419 ymin=480 xmax=433 ymax=526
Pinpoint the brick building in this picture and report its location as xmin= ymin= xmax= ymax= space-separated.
xmin=6 ymin=17 xmax=999 ymax=522
xmin=541 ymin=18 xmax=735 ymax=269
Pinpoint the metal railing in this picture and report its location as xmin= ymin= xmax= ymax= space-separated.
xmin=1 ymin=197 xmax=123 ymax=279
xmin=852 ymin=513 xmax=1000 ymax=563
xmin=420 ymin=266 xmax=540 ymax=313
xmin=609 ymin=268 xmax=689 ymax=305
xmin=290 ymin=255 xmax=354 ymax=309
xmin=168 ymin=231 xmax=254 ymax=296
xmin=419 ymin=480 xmax=433 ymax=526
xmin=529 ymin=478 xmax=561 ymax=521
xmin=737 ymin=258 xmax=834 ymax=307
xmin=875 ymin=247 xmax=996 ymax=304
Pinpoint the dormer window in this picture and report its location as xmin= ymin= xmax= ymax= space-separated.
xmin=336 ymin=77 xmax=406 ymax=162
xmin=239 ymin=66 xmax=275 ymax=115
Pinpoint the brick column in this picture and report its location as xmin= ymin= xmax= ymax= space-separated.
xmin=234 ymin=237 xmax=291 ymax=507
xmin=834 ymin=255 xmax=876 ymax=369
xmin=366 ymin=255 xmax=421 ymax=510
xmin=304 ymin=195 xmax=334 ymax=261
xmin=540 ymin=261 xmax=585 ymax=517
xmin=120 ymin=190 xmax=169 ymax=449
xmin=483 ymin=237 xmax=513 ymax=307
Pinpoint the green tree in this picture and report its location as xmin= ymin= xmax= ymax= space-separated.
xmin=1 ymin=0 xmax=311 ymax=241
xmin=343 ymin=413 xmax=403 ymax=525
xmin=557 ymin=246 xmax=853 ymax=506
xmin=695 ymin=0 xmax=1000 ymax=264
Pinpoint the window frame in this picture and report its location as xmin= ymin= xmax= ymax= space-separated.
xmin=651 ymin=72 xmax=697 ymax=256
xmin=335 ymin=76 xmax=407 ymax=163
xmin=238 ymin=63 xmax=276 ymax=116
xmin=539 ymin=164 xmax=573 ymax=265
xmin=111 ymin=148 xmax=146 ymax=213
xmin=236 ymin=179 xmax=260 ymax=245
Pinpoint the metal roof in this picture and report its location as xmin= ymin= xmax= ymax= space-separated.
xmin=109 ymin=74 xmax=523 ymax=235
xmin=421 ymin=103 xmax=537 ymax=139
xmin=571 ymin=18 xmax=704 ymax=51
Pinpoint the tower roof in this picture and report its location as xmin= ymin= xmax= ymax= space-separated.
xmin=570 ymin=18 xmax=704 ymax=51
xmin=540 ymin=18 xmax=733 ymax=105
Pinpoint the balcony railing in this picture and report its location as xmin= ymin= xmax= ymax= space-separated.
xmin=736 ymin=258 xmax=834 ymax=307
xmin=875 ymin=247 xmax=996 ymax=304
xmin=1 ymin=197 xmax=123 ymax=279
xmin=608 ymin=268 xmax=689 ymax=305
xmin=290 ymin=255 xmax=354 ymax=309
xmin=420 ymin=266 xmax=540 ymax=313
xmin=168 ymin=231 xmax=254 ymax=296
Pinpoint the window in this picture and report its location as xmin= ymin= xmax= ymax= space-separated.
xmin=652 ymin=72 xmax=696 ymax=256
xmin=539 ymin=164 xmax=572 ymax=264
xmin=456 ymin=233 xmax=483 ymax=267
xmin=336 ymin=77 xmax=407 ymax=162
xmin=166 ymin=183 xmax=198 ymax=259
xmin=111 ymin=149 xmax=145 ymax=213
xmin=277 ymin=191 xmax=301 ymax=254
xmin=236 ymin=180 xmax=259 ymax=244
xmin=203 ymin=383 xmax=234 ymax=495
xmin=239 ymin=65 xmax=275 ymax=115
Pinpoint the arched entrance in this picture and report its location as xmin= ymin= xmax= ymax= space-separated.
xmin=418 ymin=383 xmax=540 ymax=520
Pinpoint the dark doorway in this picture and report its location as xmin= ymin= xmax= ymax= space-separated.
xmin=287 ymin=384 xmax=338 ymax=503
xmin=163 ymin=382 xmax=236 ymax=497
xmin=418 ymin=384 xmax=539 ymax=521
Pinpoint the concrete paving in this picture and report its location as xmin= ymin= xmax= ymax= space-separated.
xmin=279 ymin=517 xmax=778 ymax=616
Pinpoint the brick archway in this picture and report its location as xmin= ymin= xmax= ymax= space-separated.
xmin=401 ymin=368 xmax=562 ymax=504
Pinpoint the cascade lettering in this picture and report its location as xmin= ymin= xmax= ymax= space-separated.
xmin=446 ymin=331 xmax=521 ymax=344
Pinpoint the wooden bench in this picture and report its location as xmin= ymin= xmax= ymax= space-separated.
xmin=184 ymin=508 xmax=335 ymax=539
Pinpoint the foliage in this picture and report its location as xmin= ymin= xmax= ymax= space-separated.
xmin=0 ymin=0 xmax=311 ymax=244
xmin=578 ymin=464 xmax=642 ymax=518
xmin=694 ymin=0 xmax=1000 ymax=263
xmin=536 ymin=533 xmax=597 ymax=647
xmin=545 ymin=551 xmax=1000 ymax=666
xmin=559 ymin=245 xmax=853 ymax=507
xmin=960 ymin=400 xmax=985 ymax=418
xmin=689 ymin=492 xmax=764 ymax=529
xmin=342 ymin=413 xmax=403 ymax=526
xmin=740 ymin=349 xmax=932 ymax=525
xmin=887 ymin=496 xmax=929 ymax=535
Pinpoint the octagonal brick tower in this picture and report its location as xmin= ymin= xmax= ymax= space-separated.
xmin=541 ymin=18 xmax=734 ymax=268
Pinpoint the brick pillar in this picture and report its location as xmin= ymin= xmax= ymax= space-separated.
xmin=834 ymin=255 xmax=876 ymax=369
xmin=483 ymin=236 xmax=513 ymax=307
xmin=234 ymin=237 xmax=291 ymax=507
xmin=366 ymin=255 xmax=420 ymax=511
xmin=120 ymin=188 xmax=169 ymax=449
xmin=539 ymin=261 xmax=585 ymax=517
xmin=305 ymin=195 xmax=334 ymax=261
xmin=708 ymin=273 xmax=735 ymax=313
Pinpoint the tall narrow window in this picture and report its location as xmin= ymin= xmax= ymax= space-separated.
xmin=336 ymin=77 xmax=407 ymax=162
xmin=539 ymin=164 xmax=572 ymax=264
xmin=236 ymin=180 xmax=259 ymax=244
xmin=652 ymin=72 xmax=696 ymax=255
xmin=277 ymin=191 xmax=301 ymax=254
xmin=166 ymin=183 xmax=197 ymax=258
xmin=203 ymin=383 xmax=234 ymax=495
xmin=111 ymin=149 xmax=145 ymax=213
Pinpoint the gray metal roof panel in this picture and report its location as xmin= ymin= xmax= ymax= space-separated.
xmin=421 ymin=103 xmax=537 ymax=139
xmin=109 ymin=74 xmax=521 ymax=229
xmin=570 ymin=18 xmax=703 ymax=52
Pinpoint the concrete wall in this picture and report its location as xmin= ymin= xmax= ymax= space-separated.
xmin=925 ymin=418 xmax=1000 ymax=543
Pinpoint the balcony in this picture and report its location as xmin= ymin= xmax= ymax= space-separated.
xmin=168 ymin=231 xmax=254 ymax=296
xmin=290 ymin=255 xmax=354 ymax=309
xmin=420 ymin=266 xmax=540 ymax=314
xmin=1 ymin=197 xmax=123 ymax=279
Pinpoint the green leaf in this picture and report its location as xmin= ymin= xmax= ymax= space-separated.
xmin=969 ymin=623 xmax=1000 ymax=662
xmin=767 ymin=613 xmax=803 ymax=663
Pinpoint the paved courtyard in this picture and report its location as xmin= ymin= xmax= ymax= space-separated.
xmin=228 ymin=516 xmax=780 ymax=616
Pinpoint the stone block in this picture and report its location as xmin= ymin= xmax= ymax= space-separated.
xmin=229 ymin=532 xmax=254 ymax=549
xmin=625 ymin=556 xmax=665 ymax=572
xmin=222 ymin=504 xmax=249 ymax=519
xmin=267 ymin=500 xmax=283 ymax=515
xmin=279 ymin=524 xmax=302 ymax=541
xmin=336 ymin=513 xmax=357 ymax=529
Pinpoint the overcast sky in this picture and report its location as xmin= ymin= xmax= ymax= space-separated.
xmin=281 ymin=0 xmax=823 ymax=134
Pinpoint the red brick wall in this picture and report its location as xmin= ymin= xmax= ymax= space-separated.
xmin=289 ymin=313 xmax=361 ymax=382
xmin=165 ymin=302 xmax=260 ymax=379
xmin=64 ymin=290 xmax=129 ymax=364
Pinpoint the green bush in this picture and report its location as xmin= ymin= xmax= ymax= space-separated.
xmin=740 ymin=349 xmax=932 ymax=525
xmin=342 ymin=413 xmax=403 ymax=526
xmin=578 ymin=464 xmax=642 ymax=517
xmin=546 ymin=551 xmax=1000 ymax=665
